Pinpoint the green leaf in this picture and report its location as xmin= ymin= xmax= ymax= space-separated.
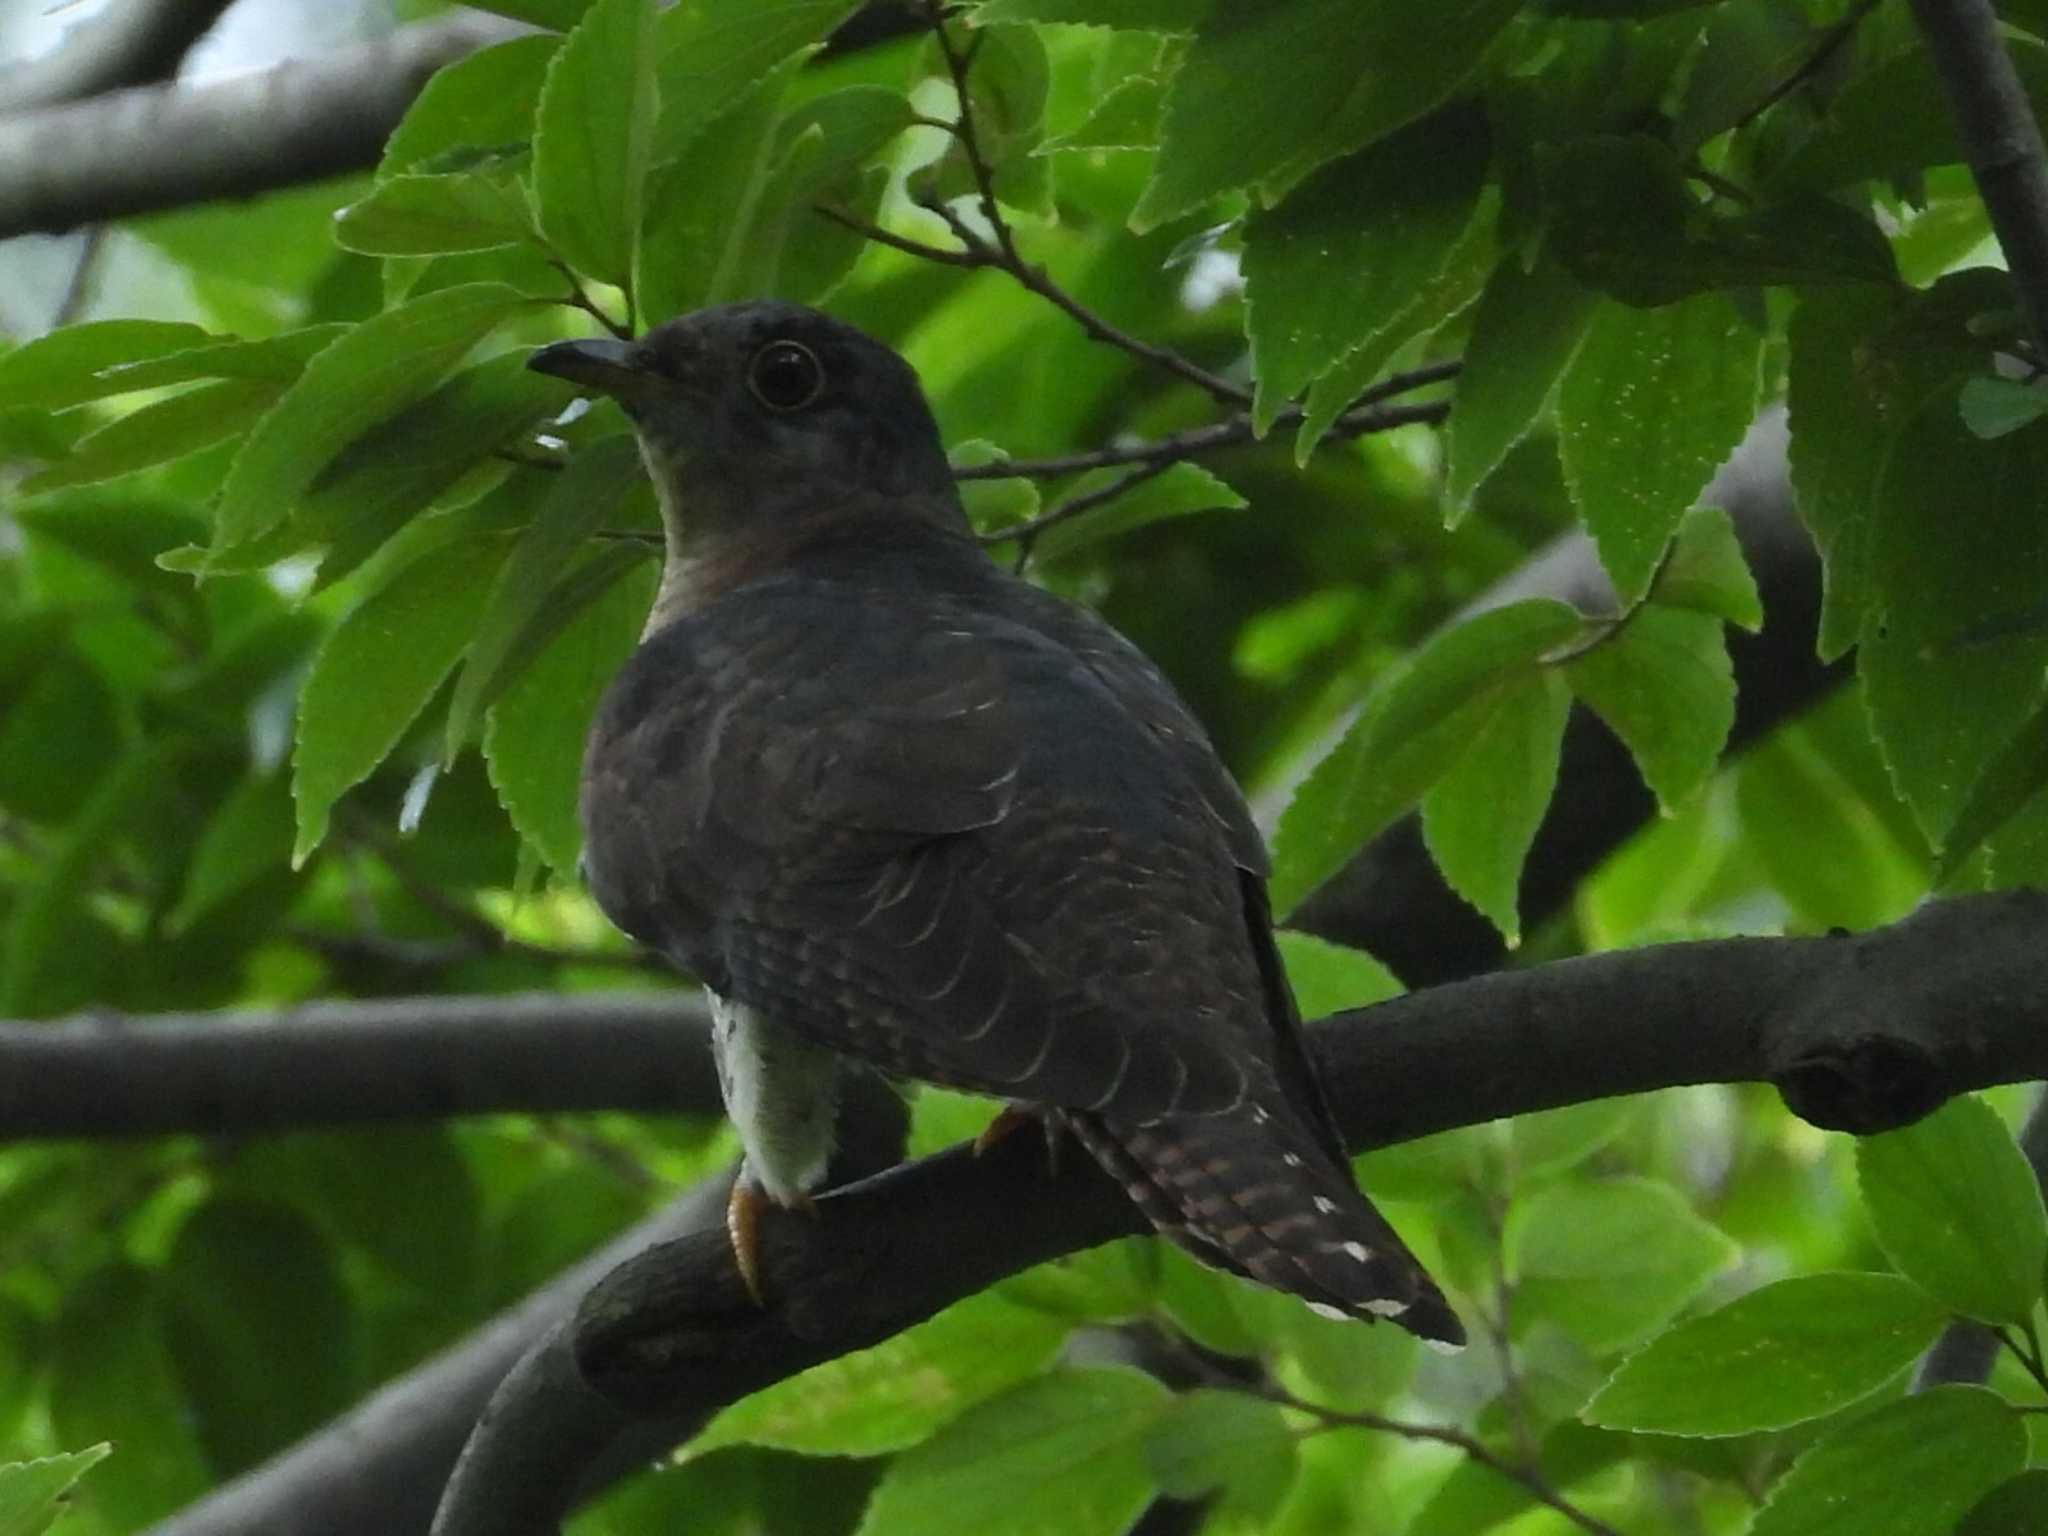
xmin=291 ymin=353 xmax=572 ymax=588
xmin=1031 ymin=461 xmax=1246 ymax=561
xmin=1959 ymin=1472 xmax=2048 ymax=1536
xmin=22 ymin=376 xmax=287 ymax=491
xmin=928 ymin=24 xmax=1053 ymax=216
xmin=1856 ymin=1095 xmax=2048 ymax=1327
xmin=1749 ymin=1387 xmax=2025 ymax=1536
xmin=1038 ymin=75 xmax=1165 ymax=153
xmin=447 ymin=436 xmax=649 ymax=758
xmin=334 ymin=172 xmax=535 ymax=256
xmin=1583 ymin=1272 xmax=1947 ymax=1436
xmin=1142 ymin=1390 xmax=1295 ymax=1521
xmin=650 ymin=0 xmax=860 ymax=162
xmin=87 ymin=324 xmax=345 ymax=397
xmin=1243 ymin=106 xmax=1489 ymax=431
xmin=1556 ymin=293 xmax=1762 ymax=601
xmin=1274 ymin=931 xmax=1403 ymax=1021
xmin=211 ymin=284 xmax=529 ymax=556
xmin=951 ymin=442 xmax=1042 ymax=536
xmin=1409 ymin=1421 xmax=1625 ymax=1536
xmin=0 ymin=320 xmax=211 ymax=410
xmin=971 ymin=0 xmax=1201 ymax=26
xmin=691 ymin=1293 xmax=1066 ymax=1460
xmin=1538 ymin=136 xmax=1895 ymax=305
xmin=467 ymin=0 xmax=593 ymax=27
xmin=292 ymin=533 xmax=515 ymax=864
xmin=1960 ymin=376 xmax=2048 ymax=440
xmin=1507 ymin=1100 xmax=1634 ymax=1178
xmin=160 ymin=1201 xmax=357 ymax=1475
xmin=1566 ymin=607 xmax=1734 ymax=811
xmin=1787 ymin=272 xmax=2006 ymax=661
xmin=855 ymin=1368 xmax=1169 ymax=1536
xmin=1270 ymin=599 xmax=1584 ymax=917
xmin=1860 ymin=386 xmax=2048 ymax=844
xmin=1133 ymin=0 xmax=1519 ymax=232
xmin=1506 ymin=1177 xmax=1738 ymax=1353
xmin=1442 ymin=257 xmax=1598 ymax=515
xmin=485 ymin=555 xmax=657 ymax=872
xmin=1421 ymin=668 xmax=1569 ymax=944
xmin=50 ymin=1269 xmax=210 ymax=1528
xmin=381 ymin=34 xmax=559 ymax=176
xmin=532 ymin=0 xmax=660 ymax=292
xmin=1650 ymin=506 xmax=1762 ymax=631
xmin=1939 ymin=700 xmax=2048 ymax=880
xmin=168 ymin=773 xmax=294 ymax=933
xmin=0 ymin=1446 xmax=112 ymax=1536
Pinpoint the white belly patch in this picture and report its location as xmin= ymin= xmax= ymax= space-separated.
xmin=709 ymin=993 xmax=840 ymax=1206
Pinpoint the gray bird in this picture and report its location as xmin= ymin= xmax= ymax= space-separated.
xmin=529 ymin=303 xmax=1462 ymax=1346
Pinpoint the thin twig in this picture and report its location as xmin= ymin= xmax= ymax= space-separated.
xmin=1740 ymin=0 xmax=1882 ymax=130
xmin=50 ymin=225 xmax=106 ymax=327
xmin=548 ymin=257 xmax=632 ymax=340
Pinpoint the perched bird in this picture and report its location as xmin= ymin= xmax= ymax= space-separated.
xmin=529 ymin=303 xmax=1462 ymax=1346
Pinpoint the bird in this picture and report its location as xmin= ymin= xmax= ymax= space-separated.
xmin=528 ymin=302 xmax=1463 ymax=1347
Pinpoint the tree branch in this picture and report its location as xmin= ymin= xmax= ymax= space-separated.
xmin=0 ymin=12 xmax=526 ymax=242
xmin=0 ymin=0 xmax=236 ymax=116
xmin=0 ymin=992 xmax=719 ymax=1139
xmin=1907 ymin=0 xmax=2048 ymax=358
xmin=426 ymin=890 xmax=2048 ymax=1536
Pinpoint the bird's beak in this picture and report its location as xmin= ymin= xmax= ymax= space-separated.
xmin=528 ymin=337 xmax=651 ymax=400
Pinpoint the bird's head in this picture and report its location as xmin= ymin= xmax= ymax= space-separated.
xmin=528 ymin=303 xmax=966 ymax=553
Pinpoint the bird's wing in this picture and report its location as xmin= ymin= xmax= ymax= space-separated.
xmin=581 ymin=576 xmax=1258 ymax=1120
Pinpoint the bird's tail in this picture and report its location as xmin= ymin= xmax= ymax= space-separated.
xmin=1072 ymin=1103 xmax=1464 ymax=1348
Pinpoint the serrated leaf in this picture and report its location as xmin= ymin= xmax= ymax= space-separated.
xmin=935 ymin=24 xmax=1052 ymax=216
xmin=1031 ymin=461 xmax=1245 ymax=561
xmin=533 ymin=0 xmax=659 ymax=291
xmin=447 ymin=436 xmax=649 ymax=758
xmin=1421 ymin=668 xmax=1569 ymax=944
xmin=650 ymin=1 xmax=859 ymax=158
xmin=1133 ymin=0 xmax=1519 ymax=232
xmin=22 ymin=376 xmax=285 ymax=491
xmin=1857 ymin=1095 xmax=2048 ymax=1327
xmin=292 ymin=534 xmax=515 ymax=863
xmin=291 ymin=353 xmax=572 ymax=589
xmin=690 ymin=1293 xmax=1066 ymax=1461
xmin=1270 ymin=599 xmax=1584 ymax=917
xmin=1038 ymin=75 xmax=1164 ymax=153
xmin=334 ymin=172 xmax=534 ymax=256
xmin=381 ymin=34 xmax=559 ymax=176
xmin=486 ymin=559 xmax=655 ymax=872
xmin=160 ymin=1201 xmax=357 ymax=1474
xmin=1860 ymin=382 xmax=2048 ymax=844
xmin=1506 ymin=1177 xmax=1738 ymax=1353
xmin=854 ymin=1369 xmax=1169 ymax=1536
xmin=0 ymin=1445 xmax=112 ymax=1536
xmin=1939 ymin=700 xmax=2048 ymax=880
xmin=1566 ymin=606 xmax=1733 ymax=811
xmin=1650 ymin=506 xmax=1762 ymax=631
xmin=1583 ymin=1272 xmax=1946 ymax=1436
xmin=211 ymin=284 xmax=528 ymax=556
xmin=168 ymin=773 xmax=294 ymax=933
xmin=1443 ymin=257 xmax=1598 ymax=515
xmin=1243 ymin=105 xmax=1489 ymax=431
xmin=1749 ymin=1387 xmax=2025 ymax=1536
xmin=0 ymin=320 xmax=212 ymax=410
xmin=1557 ymin=293 xmax=1761 ymax=602
xmin=1273 ymin=931 xmax=1402 ymax=1020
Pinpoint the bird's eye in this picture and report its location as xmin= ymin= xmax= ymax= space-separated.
xmin=747 ymin=340 xmax=825 ymax=412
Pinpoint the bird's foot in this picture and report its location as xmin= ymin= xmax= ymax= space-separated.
xmin=726 ymin=1172 xmax=818 ymax=1306
xmin=972 ymin=1104 xmax=1065 ymax=1175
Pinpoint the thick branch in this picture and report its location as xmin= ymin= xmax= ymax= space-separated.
xmin=0 ymin=993 xmax=718 ymax=1139
xmin=0 ymin=0 xmax=235 ymax=116
xmin=1907 ymin=0 xmax=2048 ymax=358
xmin=430 ymin=890 xmax=2048 ymax=1536
xmin=0 ymin=13 xmax=525 ymax=241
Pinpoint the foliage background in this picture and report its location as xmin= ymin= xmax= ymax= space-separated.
xmin=0 ymin=1 xmax=2045 ymax=1534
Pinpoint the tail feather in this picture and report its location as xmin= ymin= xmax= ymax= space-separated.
xmin=1072 ymin=1103 xmax=1464 ymax=1348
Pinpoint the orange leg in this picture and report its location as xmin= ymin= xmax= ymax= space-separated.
xmin=726 ymin=1172 xmax=817 ymax=1305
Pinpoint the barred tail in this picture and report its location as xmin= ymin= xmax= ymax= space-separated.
xmin=1072 ymin=1103 xmax=1464 ymax=1348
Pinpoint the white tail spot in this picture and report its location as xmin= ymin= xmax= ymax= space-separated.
xmin=1342 ymin=1241 xmax=1371 ymax=1263
xmin=1424 ymin=1336 xmax=1466 ymax=1356
xmin=1312 ymin=1196 xmax=1338 ymax=1215
xmin=1306 ymin=1301 xmax=1350 ymax=1321
xmin=1282 ymin=1153 xmax=1304 ymax=1168
xmin=1364 ymin=1296 xmax=1408 ymax=1317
